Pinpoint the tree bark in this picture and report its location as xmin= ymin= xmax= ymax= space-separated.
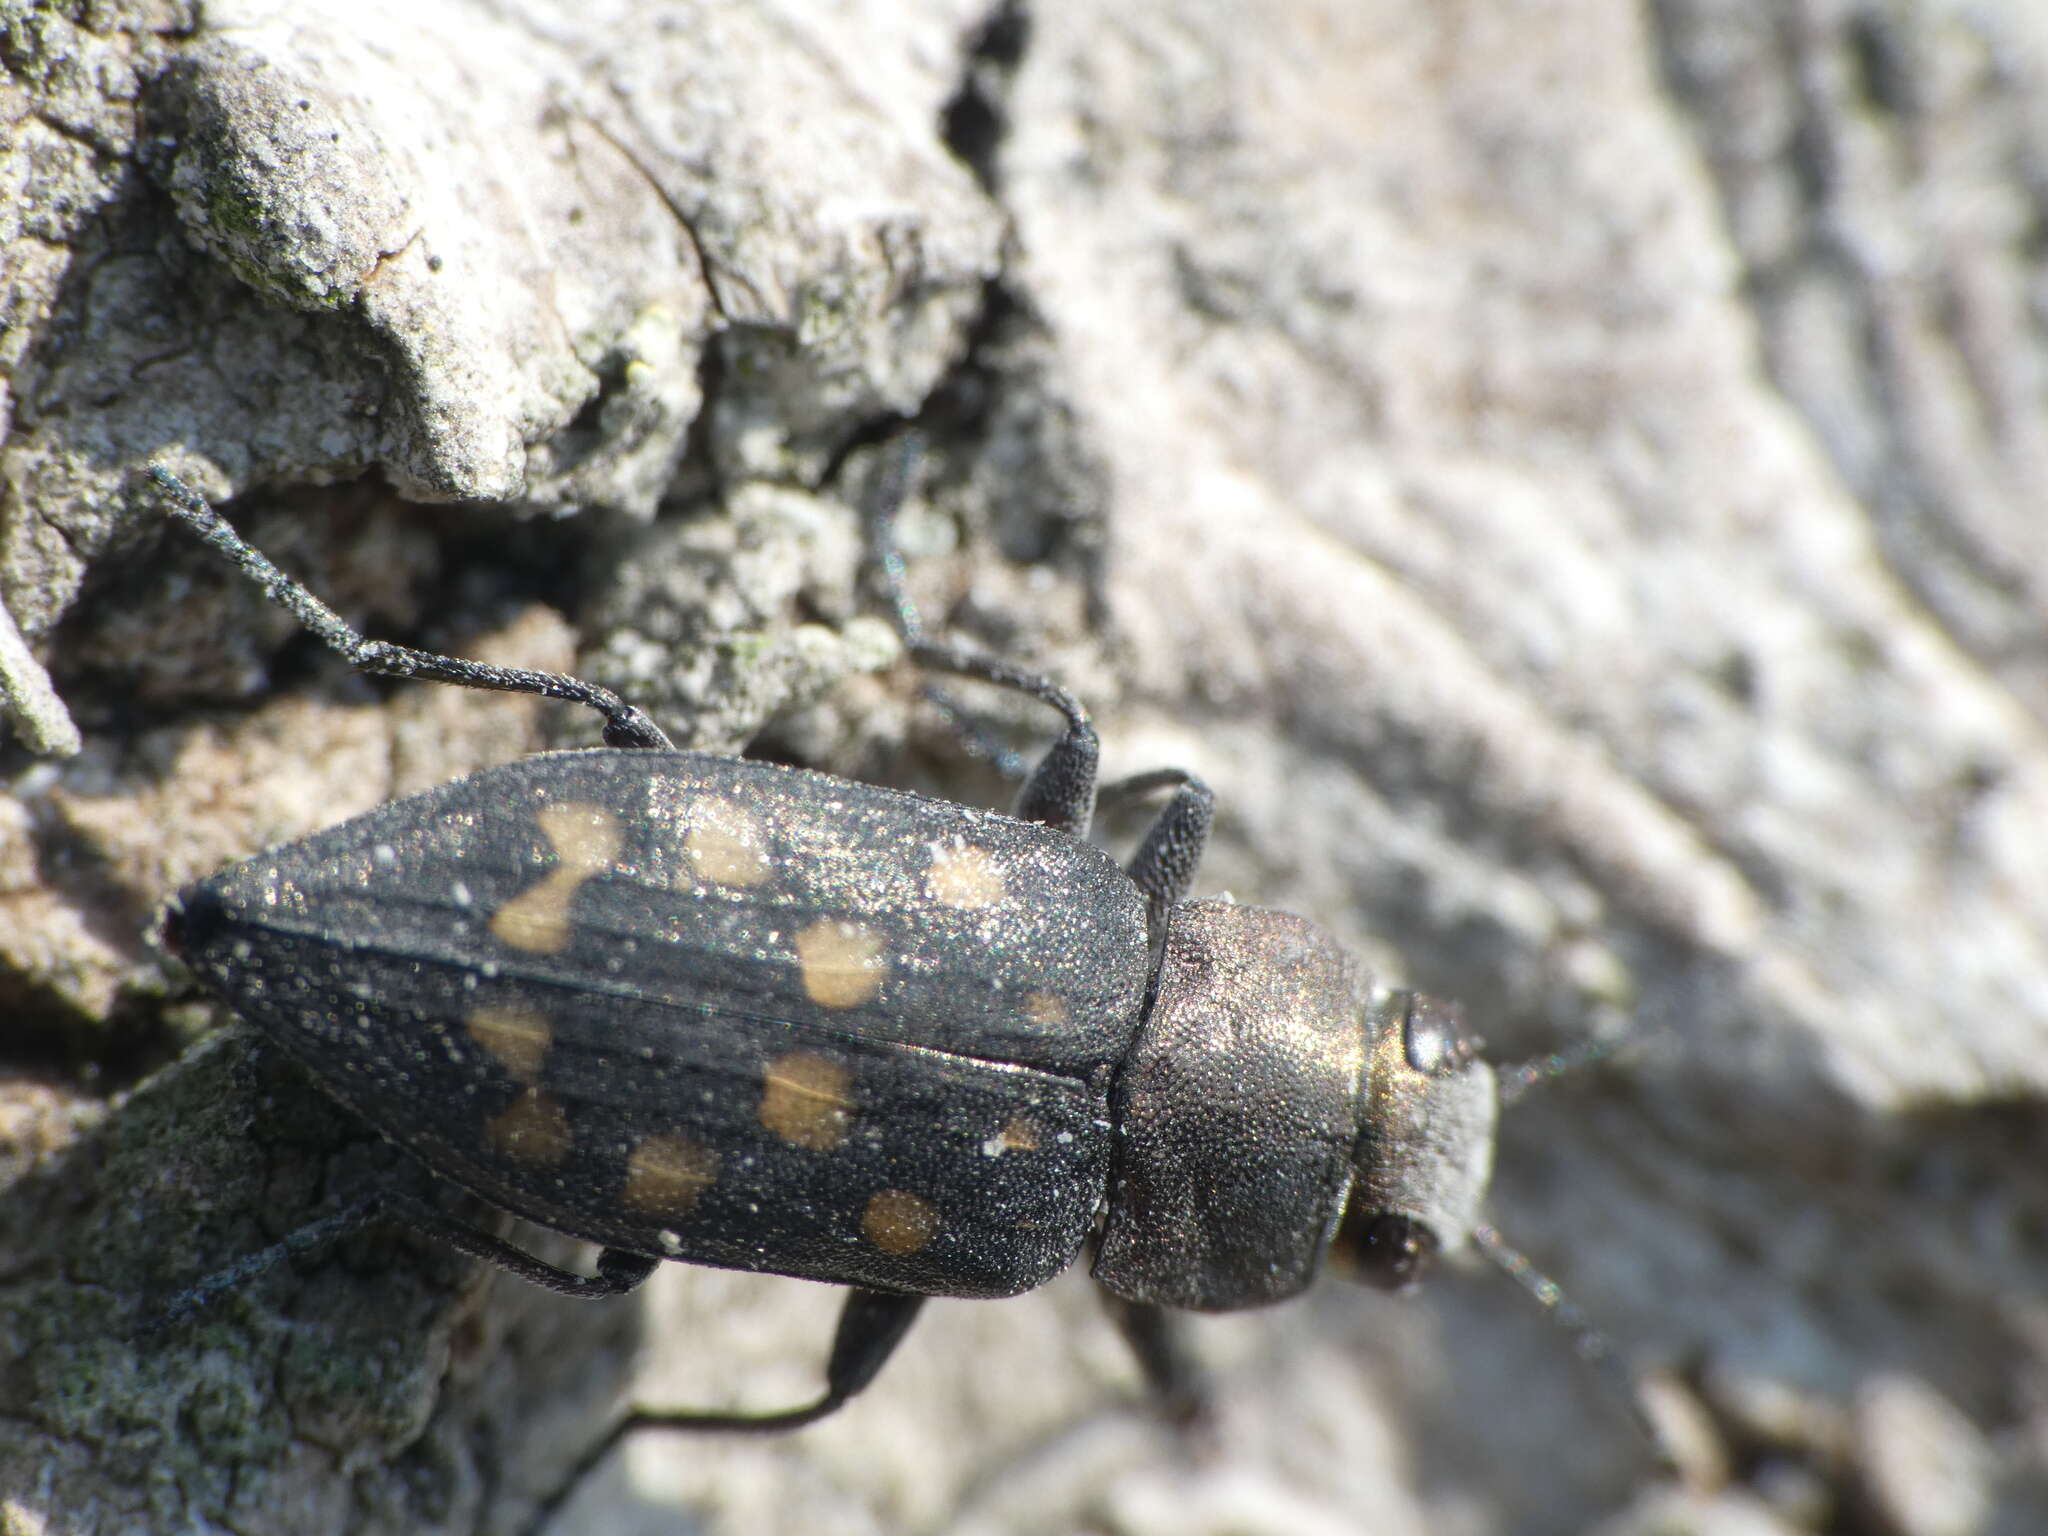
xmin=4 ymin=1 xmax=2047 ymax=1532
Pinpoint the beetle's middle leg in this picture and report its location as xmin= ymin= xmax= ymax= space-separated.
xmin=863 ymin=436 xmax=1216 ymax=880
xmin=1100 ymin=1294 xmax=1211 ymax=1432
xmin=608 ymin=1286 xmax=924 ymax=1438
xmin=1101 ymin=768 xmax=1215 ymax=933
xmin=897 ymin=640 xmax=1216 ymax=930
xmin=526 ymin=1289 xmax=926 ymax=1531
xmin=864 ymin=434 xmax=1106 ymax=836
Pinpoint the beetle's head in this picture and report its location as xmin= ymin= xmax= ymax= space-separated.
xmin=1326 ymin=991 xmax=1498 ymax=1292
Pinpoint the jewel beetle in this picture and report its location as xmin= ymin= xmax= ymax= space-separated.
xmin=147 ymin=457 xmax=1500 ymax=1439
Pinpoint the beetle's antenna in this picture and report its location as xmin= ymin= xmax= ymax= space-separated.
xmin=1495 ymin=1034 xmax=1627 ymax=1106
xmin=1480 ymin=1034 xmax=1669 ymax=1456
xmin=1471 ymin=1223 xmax=1609 ymax=1359
xmin=1472 ymin=1223 xmax=1670 ymax=1461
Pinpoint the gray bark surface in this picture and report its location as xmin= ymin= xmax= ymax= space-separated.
xmin=3 ymin=1 xmax=2046 ymax=1533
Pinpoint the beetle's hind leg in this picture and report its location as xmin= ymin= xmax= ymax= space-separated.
xmin=148 ymin=1191 xmax=659 ymax=1333
xmin=146 ymin=467 xmax=674 ymax=751
xmin=145 ymin=1194 xmax=391 ymax=1333
xmin=375 ymin=1192 xmax=662 ymax=1298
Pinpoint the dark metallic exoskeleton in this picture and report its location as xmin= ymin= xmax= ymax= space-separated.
xmin=149 ymin=459 xmax=1497 ymax=1447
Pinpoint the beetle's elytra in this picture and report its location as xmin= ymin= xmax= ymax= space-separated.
xmin=172 ymin=750 xmax=1141 ymax=1301
xmin=149 ymin=458 xmax=1499 ymax=1439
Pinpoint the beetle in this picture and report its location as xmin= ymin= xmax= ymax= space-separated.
xmin=146 ymin=456 xmax=1499 ymax=1440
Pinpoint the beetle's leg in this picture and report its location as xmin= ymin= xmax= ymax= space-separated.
xmin=1101 ymin=1295 xmax=1212 ymax=1432
xmin=376 ymin=1192 xmax=661 ymax=1298
xmin=865 ymin=436 xmax=1029 ymax=780
xmin=865 ymin=436 xmax=1103 ymax=832
xmin=527 ymin=1290 xmax=925 ymax=1530
xmin=901 ymin=637 xmax=1102 ymax=836
xmin=149 ymin=1192 xmax=657 ymax=1331
xmin=631 ymin=1287 xmax=925 ymax=1433
xmin=1104 ymin=769 xmax=1215 ymax=932
xmin=147 ymin=1194 xmax=389 ymax=1331
xmin=147 ymin=467 xmax=674 ymax=751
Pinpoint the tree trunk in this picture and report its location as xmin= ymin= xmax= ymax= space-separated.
xmin=4 ymin=1 xmax=2046 ymax=1532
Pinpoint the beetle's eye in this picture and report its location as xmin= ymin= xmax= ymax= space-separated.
xmin=1402 ymin=993 xmax=1476 ymax=1077
xmin=1328 ymin=1210 xmax=1440 ymax=1292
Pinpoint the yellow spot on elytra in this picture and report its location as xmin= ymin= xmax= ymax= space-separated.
xmin=622 ymin=1134 xmax=719 ymax=1217
xmin=925 ymin=839 xmax=1008 ymax=910
xmin=486 ymin=1087 xmax=571 ymax=1167
xmin=1023 ymin=991 xmax=1069 ymax=1028
xmin=983 ymin=1115 xmax=1044 ymax=1157
xmin=489 ymin=802 xmax=622 ymax=954
xmin=863 ymin=1189 xmax=939 ymax=1257
xmin=684 ymin=796 xmax=773 ymax=888
xmin=794 ymin=918 xmax=888 ymax=1008
xmin=759 ymin=1051 xmax=853 ymax=1150
xmin=466 ymin=1004 xmax=552 ymax=1082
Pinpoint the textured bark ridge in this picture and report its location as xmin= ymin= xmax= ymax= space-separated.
xmin=4 ymin=2 xmax=2047 ymax=1533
